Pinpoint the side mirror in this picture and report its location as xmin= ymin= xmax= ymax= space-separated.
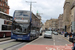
xmin=69 ymin=37 xmax=73 ymax=43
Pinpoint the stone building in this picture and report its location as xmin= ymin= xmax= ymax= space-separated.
xmin=36 ymin=13 xmax=42 ymax=28
xmin=32 ymin=12 xmax=42 ymax=31
xmin=0 ymin=0 xmax=9 ymax=14
xmin=44 ymin=19 xmax=58 ymax=30
xmin=51 ymin=19 xmax=58 ymax=30
xmin=70 ymin=0 xmax=75 ymax=32
xmin=63 ymin=0 xmax=73 ymax=32
xmin=45 ymin=20 xmax=50 ymax=30
xmin=58 ymin=14 xmax=63 ymax=31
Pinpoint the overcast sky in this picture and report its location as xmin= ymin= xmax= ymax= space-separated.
xmin=8 ymin=0 xmax=65 ymax=23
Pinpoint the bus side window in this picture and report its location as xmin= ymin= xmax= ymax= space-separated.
xmin=2 ymin=25 xmax=7 ymax=30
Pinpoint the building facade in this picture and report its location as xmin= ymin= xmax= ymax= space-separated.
xmin=51 ymin=19 xmax=58 ymax=30
xmin=58 ymin=14 xmax=63 ymax=31
xmin=63 ymin=0 xmax=73 ymax=32
xmin=45 ymin=20 xmax=50 ymax=30
xmin=0 ymin=0 xmax=9 ymax=14
xmin=71 ymin=0 xmax=75 ymax=32
xmin=0 ymin=11 xmax=12 ymax=20
xmin=44 ymin=19 xmax=58 ymax=31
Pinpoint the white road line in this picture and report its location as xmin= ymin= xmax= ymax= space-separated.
xmin=54 ymin=43 xmax=55 ymax=45
xmin=53 ymin=34 xmax=55 ymax=45
xmin=66 ymin=44 xmax=67 ymax=46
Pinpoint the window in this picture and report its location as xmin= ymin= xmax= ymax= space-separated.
xmin=5 ymin=0 xmax=7 ymax=2
xmin=3 ymin=4 xmax=4 ymax=6
xmin=2 ymin=25 xmax=7 ymax=30
xmin=0 ymin=0 xmax=2 ymax=1
xmin=4 ymin=9 xmax=6 ymax=12
xmin=2 ymin=25 xmax=11 ymax=30
xmin=2 ymin=9 xmax=4 ymax=12
xmin=0 ymin=3 xmax=2 ymax=6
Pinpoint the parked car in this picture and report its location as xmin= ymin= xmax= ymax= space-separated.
xmin=53 ymin=31 xmax=56 ymax=34
xmin=54 ymin=32 xmax=58 ymax=35
xmin=44 ymin=31 xmax=52 ymax=38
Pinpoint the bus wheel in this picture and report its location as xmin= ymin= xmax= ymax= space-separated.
xmin=3 ymin=33 xmax=5 ymax=38
xmin=30 ymin=37 xmax=32 ymax=41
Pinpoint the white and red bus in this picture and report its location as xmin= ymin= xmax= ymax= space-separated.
xmin=0 ymin=18 xmax=12 ymax=37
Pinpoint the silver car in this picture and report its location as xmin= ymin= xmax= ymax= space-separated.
xmin=44 ymin=31 xmax=52 ymax=38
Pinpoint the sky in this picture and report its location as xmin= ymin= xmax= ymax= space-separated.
xmin=8 ymin=0 xmax=65 ymax=23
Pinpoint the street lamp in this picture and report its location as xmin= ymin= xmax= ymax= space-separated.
xmin=26 ymin=1 xmax=36 ymax=11
xmin=26 ymin=1 xmax=36 ymax=21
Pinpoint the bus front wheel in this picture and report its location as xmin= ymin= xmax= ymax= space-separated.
xmin=3 ymin=33 xmax=6 ymax=38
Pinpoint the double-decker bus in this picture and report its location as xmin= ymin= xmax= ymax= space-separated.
xmin=11 ymin=10 xmax=39 ymax=41
xmin=0 ymin=18 xmax=12 ymax=37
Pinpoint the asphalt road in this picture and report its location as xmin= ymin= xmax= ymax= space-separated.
xmin=0 ymin=34 xmax=72 ymax=50
xmin=27 ymin=34 xmax=71 ymax=46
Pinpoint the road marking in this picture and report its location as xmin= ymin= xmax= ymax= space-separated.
xmin=66 ymin=44 xmax=67 ymax=46
xmin=53 ymin=40 xmax=55 ymax=45
xmin=53 ymin=35 xmax=55 ymax=45
xmin=59 ymin=34 xmax=72 ymax=43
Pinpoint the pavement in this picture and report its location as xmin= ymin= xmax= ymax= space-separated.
xmin=0 ymin=37 xmax=11 ymax=42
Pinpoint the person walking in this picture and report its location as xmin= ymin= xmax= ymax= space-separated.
xmin=69 ymin=32 xmax=72 ymax=37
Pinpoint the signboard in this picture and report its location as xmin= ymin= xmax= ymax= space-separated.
xmin=15 ymin=19 xmax=28 ymax=23
xmin=14 ymin=10 xmax=30 ymax=18
xmin=72 ymin=22 xmax=75 ymax=30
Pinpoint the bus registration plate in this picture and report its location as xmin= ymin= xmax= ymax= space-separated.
xmin=18 ymin=38 xmax=22 ymax=40
xmin=17 ymin=35 xmax=23 ymax=37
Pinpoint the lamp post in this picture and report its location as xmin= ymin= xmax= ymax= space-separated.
xmin=26 ymin=1 xmax=36 ymax=21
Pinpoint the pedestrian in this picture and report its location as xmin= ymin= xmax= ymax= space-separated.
xmin=66 ymin=32 xmax=69 ymax=37
xmin=72 ymin=32 xmax=75 ymax=50
xmin=69 ymin=32 xmax=72 ymax=37
xmin=64 ymin=32 xmax=68 ymax=37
